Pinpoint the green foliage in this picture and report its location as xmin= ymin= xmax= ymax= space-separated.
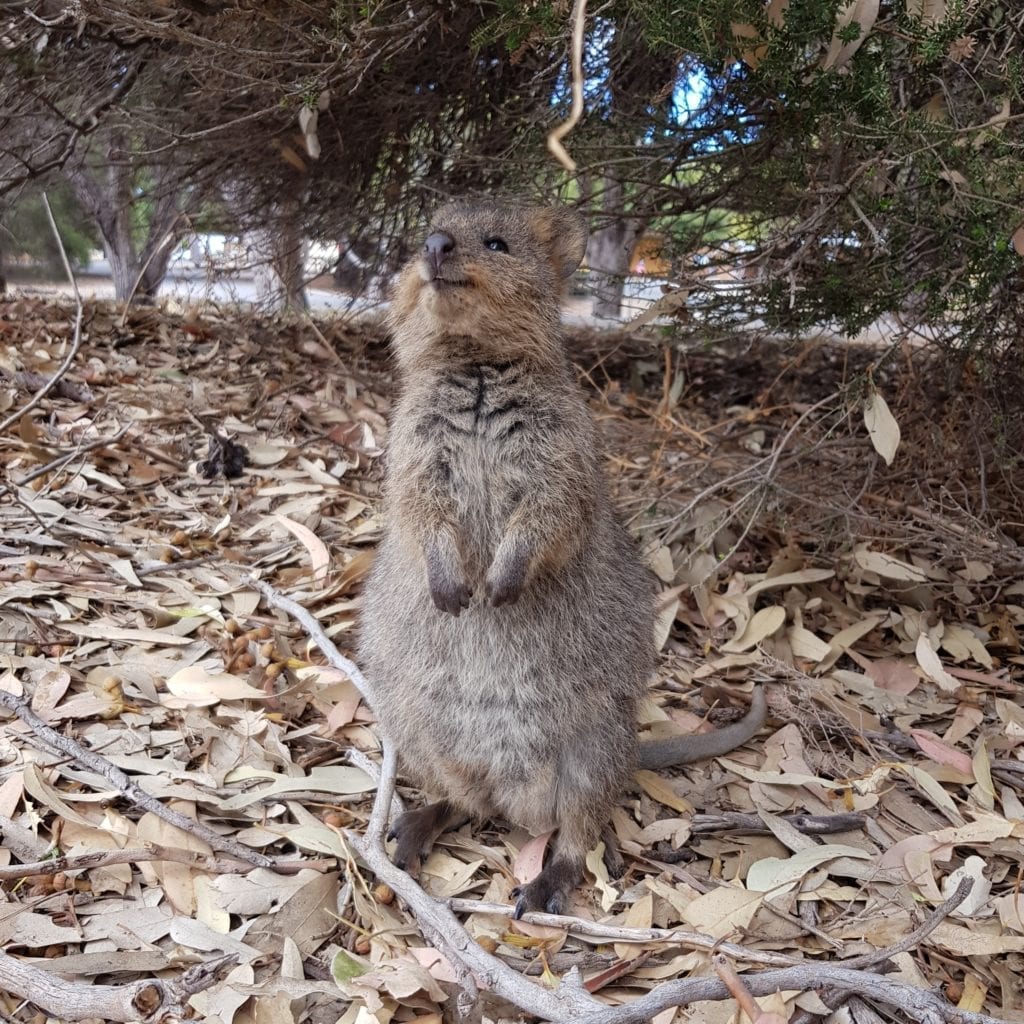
xmin=2 ymin=185 xmax=98 ymax=271
xmin=473 ymin=1 xmax=563 ymax=53
xmin=614 ymin=0 xmax=1024 ymax=349
xmin=4 ymin=0 xmax=1019 ymax=347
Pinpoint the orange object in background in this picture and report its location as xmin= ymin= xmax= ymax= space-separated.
xmin=630 ymin=233 xmax=671 ymax=275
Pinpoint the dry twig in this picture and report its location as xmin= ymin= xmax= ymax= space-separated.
xmin=15 ymin=421 xmax=134 ymax=487
xmin=689 ymin=811 xmax=867 ymax=835
xmin=0 ymin=844 xmax=325 ymax=881
xmin=0 ymin=192 xmax=84 ymax=437
xmin=248 ymin=576 xmax=373 ymax=701
xmin=0 ymin=690 xmax=273 ymax=868
xmin=0 ymin=948 xmax=236 ymax=1023
xmin=447 ymin=898 xmax=797 ymax=967
xmin=450 ymin=876 xmax=973 ymax=974
xmin=573 ymin=961 xmax=1014 ymax=1024
xmin=547 ymin=0 xmax=587 ymax=172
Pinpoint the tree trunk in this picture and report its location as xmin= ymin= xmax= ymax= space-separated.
xmin=65 ymin=131 xmax=186 ymax=303
xmin=586 ymin=223 xmax=638 ymax=319
xmin=101 ymin=237 xmax=136 ymax=301
xmin=275 ymin=208 xmax=308 ymax=312
xmin=250 ymin=202 xmax=308 ymax=312
xmin=99 ymin=191 xmax=137 ymax=300
xmin=582 ymin=176 xmax=645 ymax=319
xmin=135 ymin=174 xmax=188 ymax=302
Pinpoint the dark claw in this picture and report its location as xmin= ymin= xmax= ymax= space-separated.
xmin=429 ymin=579 xmax=472 ymax=616
xmin=602 ymin=846 xmax=625 ymax=878
xmin=430 ymin=581 xmax=473 ymax=610
xmin=511 ymin=880 xmax=566 ymax=917
xmin=512 ymin=888 xmax=527 ymax=920
xmin=485 ymin=546 xmax=528 ymax=608
xmin=485 ymin=576 xmax=522 ymax=607
xmin=511 ymin=857 xmax=581 ymax=917
xmin=386 ymin=826 xmax=398 ymax=842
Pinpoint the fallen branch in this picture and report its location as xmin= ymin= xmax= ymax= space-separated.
xmin=446 ymin=898 xmax=796 ymax=967
xmin=250 ymin=577 xmax=402 ymax=823
xmin=0 ymin=843 xmax=325 ymax=881
xmin=0 ymin=366 xmax=92 ymax=402
xmin=15 ymin=421 xmax=135 ymax=487
xmin=0 ymin=690 xmax=272 ymax=868
xmin=0 ymin=948 xmax=236 ymax=1023
xmin=689 ymin=811 xmax=867 ymax=836
xmin=837 ymin=876 xmax=972 ymax=971
xmin=346 ymin=745 xmax=405 ymax=820
xmin=574 ymin=961 xmax=1015 ymax=1024
xmin=248 ymin=576 xmax=373 ymax=701
xmin=573 ymin=877 xmax=985 ymax=1024
xmin=451 ymin=876 xmax=972 ymax=975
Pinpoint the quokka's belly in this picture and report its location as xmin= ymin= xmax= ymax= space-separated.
xmin=361 ymin=529 xmax=651 ymax=822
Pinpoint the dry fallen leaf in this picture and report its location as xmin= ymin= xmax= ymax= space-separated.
xmin=915 ymin=633 xmax=961 ymax=692
xmin=164 ymin=665 xmax=270 ymax=706
xmin=682 ymin=885 xmax=764 ymax=938
xmin=2 ymin=298 xmax=1020 ymax=1022
xmin=822 ymin=0 xmax=880 ymax=70
xmin=721 ymin=604 xmax=786 ymax=652
xmin=275 ymin=512 xmax=331 ymax=583
xmin=746 ymin=845 xmax=871 ymax=895
xmin=863 ymin=389 xmax=901 ymax=465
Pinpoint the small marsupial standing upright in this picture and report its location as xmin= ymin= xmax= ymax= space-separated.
xmin=359 ymin=200 xmax=766 ymax=915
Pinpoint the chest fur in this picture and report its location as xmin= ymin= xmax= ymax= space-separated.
xmin=402 ymin=363 xmax=557 ymax=530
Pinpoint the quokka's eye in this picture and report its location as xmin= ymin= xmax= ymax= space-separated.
xmin=484 ymin=237 xmax=509 ymax=253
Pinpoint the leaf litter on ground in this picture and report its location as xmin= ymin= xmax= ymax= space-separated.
xmin=0 ymin=296 xmax=1023 ymax=1023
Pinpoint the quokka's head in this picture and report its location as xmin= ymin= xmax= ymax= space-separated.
xmin=389 ymin=200 xmax=588 ymax=350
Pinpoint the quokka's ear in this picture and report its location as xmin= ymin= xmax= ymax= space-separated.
xmin=530 ymin=205 xmax=588 ymax=278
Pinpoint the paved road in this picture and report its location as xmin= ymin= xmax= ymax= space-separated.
xmin=7 ymin=263 xmax=911 ymax=344
xmin=65 ymin=261 xmax=386 ymax=314
xmin=10 ymin=263 xmax=611 ymax=323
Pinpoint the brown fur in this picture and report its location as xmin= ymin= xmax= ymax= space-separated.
xmin=359 ymin=200 xmax=765 ymax=916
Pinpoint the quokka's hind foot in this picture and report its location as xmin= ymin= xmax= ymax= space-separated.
xmin=387 ymin=801 xmax=467 ymax=876
xmin=600 ymin=827 xmax=625 ymax=878
xmin=511 ymin=855 xmax=584 ymax=918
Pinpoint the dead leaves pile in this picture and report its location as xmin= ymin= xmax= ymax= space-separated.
xmin=1 ymin=297 xmax=1023 ymax=1024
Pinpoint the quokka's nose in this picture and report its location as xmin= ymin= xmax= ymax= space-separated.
xmin=424 ymin=231 xmax=455 ymax=275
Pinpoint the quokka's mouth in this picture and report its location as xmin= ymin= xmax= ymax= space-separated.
xmin=430 ymin=277 xmax=471 ymax=289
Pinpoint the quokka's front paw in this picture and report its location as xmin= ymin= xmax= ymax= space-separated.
xmin=485 ymin=546 xmax=528 ymax=607
xmin=426 ymin=543 xmax=472 ymax=616
xmin=429 ymin=576 xmax=473 ymax=616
